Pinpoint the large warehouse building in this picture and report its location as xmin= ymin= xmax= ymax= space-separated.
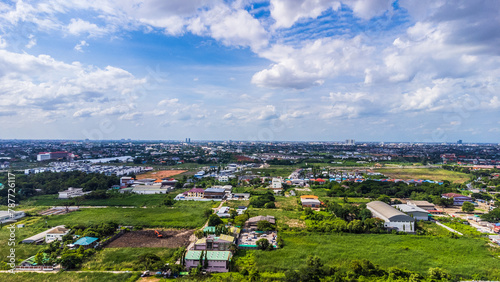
xmin=367 ymin=201 xmax=415 ymax=233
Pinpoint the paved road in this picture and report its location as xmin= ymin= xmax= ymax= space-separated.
xmin=434 ymin=221 xmax=463 ymax=235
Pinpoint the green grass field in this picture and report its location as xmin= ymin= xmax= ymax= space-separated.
xmin=82 ymin=247 xmax=179 ymax=271
xmin=0 ymin=272 xmax=139 ymax=282
xmin=252 ymin=232 xmax=500 ymax=279
xmin=249 ymin=208 xmax=305 ymax=229
xmin=0 ymin=217 xmax=48 ymax=266
xmin=41 ymin=201 xmax=212 ymax=228
xmin=375 ymin=167 xmax=470 ymax=183
xmin=19 ymin=194 xmax=167 ymax=207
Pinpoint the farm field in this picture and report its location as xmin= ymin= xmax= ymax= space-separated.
xmin=42 ymin=201 xmax=212 ymax=228
xmin=20 ymin=193 xmax=167 ymax=207
xmin=0 ymin=272 xmax=138 ymax=282
xmin=253 ymin=232 xmax=500 ymax=280
xmin=136 ymin=169 xmax=187 ymax=179
xmin=105 ymin=229 xmax=193 ymax=248
xmin=375 ymin=167 xmax=470 ymax=183
xmin=82 ymin=247 xmax=179 ymax=271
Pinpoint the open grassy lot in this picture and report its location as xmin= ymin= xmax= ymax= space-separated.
xmin=375 ymin=167 xmax=470 ymax=183
xmin=275 ymin=196 xmax=299 ymax=210
xmin=249 ymin=209 xmax=305 ymax=229
xmin=41 ymin=201 xmax=213 ymax=228
xmin=0 ymin=217 xmax=48 ymax=266
xmin=0 ymin=272 xmax=139 ymax=282
xmin=245 ymin=166 xmax=296 ymax=178
xmin=82 ymin=247 xmax=179 ymax=271
xmin=253 ymin=232 xmax=500 ymax=279
xmin=20 ymin=194 xmax=167 ymax=207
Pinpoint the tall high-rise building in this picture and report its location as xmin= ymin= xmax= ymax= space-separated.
xmin=457 ymin=140 xmax=463 ymax=144
xmin=345 ymin=139 xmax=355 ymax=145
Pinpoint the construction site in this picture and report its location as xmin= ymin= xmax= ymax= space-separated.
xmin=105 ymin=229 xmax=194 ymax=248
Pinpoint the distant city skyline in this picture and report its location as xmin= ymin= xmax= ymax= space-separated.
xmin=0 ymin=1 xmax=499 ymax=142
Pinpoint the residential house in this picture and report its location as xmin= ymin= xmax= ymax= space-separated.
xmin=45 ymin=226 xmax=70 ymax=243
xmin=300 ymin=195 xmax=321 ymax=208
xmin=187 ymin=188 xmax=205 ymax=198
xmin=71 ymin=236 xmax=99 ymax=249
xmin=193 ymin=234 xmax=235 ymax=251
xmin=184 ymin=250 xmax=232 ymax=272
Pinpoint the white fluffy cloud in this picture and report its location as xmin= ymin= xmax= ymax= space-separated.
xmin=252 ymin=36 xmax=373 ymax=88
xmin=0 ymin=49 xmax=145 ymax=122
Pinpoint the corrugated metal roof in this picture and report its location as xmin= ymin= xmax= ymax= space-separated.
xmin=367 ymin=201 xmax=414 ymax=222
xmin=185 ymin=250 xmax=232 ymax=261
xmin=74 ymin=236 xmax=99 ymax=246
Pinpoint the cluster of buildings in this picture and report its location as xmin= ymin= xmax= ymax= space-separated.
xmin=175 ymin=186 xmax=233 ymax=201
xmin=25 ymin=162 xmax=152 ymax=176
xmin=37 ymin=151 xmax=74 ymax=161
xmin=119 ymin=176 xmax=179 ymax=194
xmin=184 ymin=215 xmax=277 ymax=272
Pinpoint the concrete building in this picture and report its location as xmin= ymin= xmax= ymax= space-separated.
xmin=58 ymin=187 xmax=89 ymax=199
xmin=367 ymin=201 xmax=415 ymax=233
xmin=442 ymin=193 xmax=473 ymax=205
xmin=406 ymin=200 xmax=436 ymax=211
xmin=45 ymin=226 xmax=70 ymax=243
xmin=187 ymin=188 xmax=205 ymax=198
xmin=184 ymin=250 xmax=232 ymax=272
xmin=21 ymin=225 xmax=66 ymax=244
xmin=37 ymin=151 xmax=73 ymax=161
xmin=0 ymin=211 xmax=25 ymax=224
xmin=131 ymin=185 xmax=172 ymax=194
xmin=300 ymin=195 xmax=321 ymax=208
xmin=193 ymin=234 xmax=235 ymax=251
xmin=204 ymin=188 xmax=226 ymax=199
xmin=245 ymin=215 xmax=276 ymax=231
xmin=393 ymin=204 xmax=429 ymax=221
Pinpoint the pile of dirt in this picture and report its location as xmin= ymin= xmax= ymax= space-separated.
xmin=105 ymin=229 xmax=194 ymax=248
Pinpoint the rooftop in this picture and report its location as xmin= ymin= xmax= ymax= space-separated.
xmin=73 ymin=236 xmax=99 ymax=246
xmin=185 ymin=250 xmax=232 ymax=261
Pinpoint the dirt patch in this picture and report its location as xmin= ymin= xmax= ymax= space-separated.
xmin=105 ymin=229 xmax=193 ymax=248
xmin=284 ymin=217 xmax=306 ymax=228
xmin=136 ymin=170 xmax=187 ymax=180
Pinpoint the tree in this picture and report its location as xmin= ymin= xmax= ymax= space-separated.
xmin=257 ymin=220 xmax=275 ymax=231
xmin=229 ymin=208 xmax=238 ymax=219
xmin=203 ymin=209 xmax=213 ymax=218
xmin=34 ymin=251 xmax=44 ymax=266
xmin=203 ymin=249 xmax=209 ymax=269
xmin=256 ymin=238 xmax=270 ymax=250
xmin=462 ymin=201 xmax=475 ymax=213
xmin=194 ymin=230 xmax=204 ymax=239
xmin=163 ymin=195 xmax=174 ymax=206
xmin=208 ymin=214 xmax=223 ymax=226
xmin=60 ymin=253 xmax=83 ymax=269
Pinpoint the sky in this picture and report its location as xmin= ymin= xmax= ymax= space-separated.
xmin=0 ymin=0 xmax=499 ymax=143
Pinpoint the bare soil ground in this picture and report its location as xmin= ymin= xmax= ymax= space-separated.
xmin=136 ymin=170 xmax=187 ymax=179
xmin=105 ymin=229 xmax=193 ymax=248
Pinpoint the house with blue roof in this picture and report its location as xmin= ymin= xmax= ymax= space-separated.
xmin=73 ymin=236 xmax=99 ymax=249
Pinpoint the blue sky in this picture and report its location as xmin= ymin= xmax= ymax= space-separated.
xmin=0 ymin=0 xmax=499 ymax=142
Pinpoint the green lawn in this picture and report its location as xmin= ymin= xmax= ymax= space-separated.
xmin=41 ymin=201 xmax=212 ymax=228
xmin=0 ymin=272 xmax=139 ymax=282
xmin=375 ymin=168 xmax=470 ymax=183
xmin=82 ymin=247 xmax=179 ymax=271
xmin=252 ymin=232 xmax=500 ymax=280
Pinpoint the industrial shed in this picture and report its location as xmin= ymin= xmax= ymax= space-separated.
xmin=392 ymin=204 xmax=429 ymax=221
xmin=367 ymin=201 xmax=415 ymax=233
